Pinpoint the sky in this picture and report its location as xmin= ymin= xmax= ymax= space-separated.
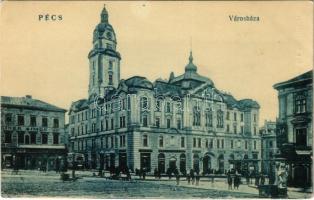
xmin=1 ymin=1 xmax=313 ymax=125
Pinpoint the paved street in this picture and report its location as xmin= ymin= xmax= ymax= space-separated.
xmin=1 ymin=170 xmax=311 ymax=198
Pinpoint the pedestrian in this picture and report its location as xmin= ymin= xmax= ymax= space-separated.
xmin=139 ymin=168 xmax=143 ymax=180
xmin=154 ymin=168 xmax=158 ymax=179
xmin=187 ymin=173 xmax=191 ymax=185
xmin=195 ymin=172 xmax=200 ymax=186
xmin=255 ymin=172 xmax=260 ymax=186
xmin=260 ymin=174 xmax=265 ymax=186
xmin=227 ymin=173 xmax=233 ymax=190
xmin=142 ymin=167 xmax=146 ymax=180
xmin=190 ymin=169 xmax=195 ymax=185
xmin=175 ymin=168 xmax=180 ymax=185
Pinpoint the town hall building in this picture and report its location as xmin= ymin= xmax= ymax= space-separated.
xmin=69 ymin=6 xmax=261 ymax=175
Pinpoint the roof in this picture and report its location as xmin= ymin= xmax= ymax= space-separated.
xmin=125 ymin=76 xmax=153 ymax=90
xmin=221 ymin=93 xmax=240 ymax=109
xmin=154 ymin=80 xmax=182 ymax=97
xmin=1 ymin=96 xmax=66 ymax=112
xmin=273 ymin=70 xmax=312 ymax=90
xmin=69 ymin=99 xmax=88 ymax=112
xmin=238 ymin=99 xmax=260 ymax=109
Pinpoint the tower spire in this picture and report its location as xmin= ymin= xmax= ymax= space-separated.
xmin=101 ymin=4 xmax=109 ymax=23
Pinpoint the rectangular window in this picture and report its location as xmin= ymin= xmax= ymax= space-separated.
xmin=42 ymin=117 xmax=48 ymax=127
xmin=221 ymin=139 xmax=224 ymax=149
xmin=159 ymin=136 xmax=163 ymax=147
xmin=105 ymin=119 xmax=109 ymax=131
xmin=217 ymin=139 xmax=220 ymax=148
xmin=85 ymin=124 xmax=88 ymax=134
xmin=254 ymin=127 xmax=257 ymax=135
xmin=181 ymin=137 xmax=185 ymax=148
xmin=209 ymin=139 xmax=213 ymax=148
xmin=234 ymin=113 xmax=237 ymax=121
xmin=155 ymin=117 xmax=160 ymax=128
xmin=111 ymin=136 xmax=114 ymax=148
xmin=205 ymin=139 xmax=209 ymax=148
xmin=296 ymin=128 xmax=307 ymax=146
xmin=53 ymin=118 xmax=59 ymax=128
xmin=193 ymin=138 xmax=196 ymax=148
xmin=245 ymin=141 xmax=248 ymax=149
xmin=53 ymin=133 xmax=59 ymax=144
xmin=241 ymin=113 xmax=244 ymax=122
xmin=30 ymin=116 xmax=37 ymax=126
xmin=177 ymin=119 xmax=181 ymax=129
xmin=198 ymin=138 xmax=201 ymax=148
xmin=227 ymin=125 xmax=230 ymax=133
xmin=111 ymin=119 xmax=114 ymax=130
xmin=231 ymin=140 xmax=234 ymax=149
xmin=156 ymin=100 xmax=161 ymax=112
xmin=166 ymin=118 xmax=171 ymax=128
xmin=5 ymin=113 xmax=12 ymax=124
xmin=18 ymin=115 xmax=24 ymax=126
xmin=4 ymin=132 xmax=12 ymax=143
xmin=233 ymin=125 xmax=237 ymax=134
xmin=254 ymin=140 xmax=256 ymax=150
xmin=120 ymin=116 xmax=126 ymax=128
xmin=166 ymin=102 xmax=171 ymax=113
xmin=241 ymin=126 xmax=244 ymax=134
xmin=142 ymin=115 xmax=148 ymax=127
xmin=269 ymin=141 xmax=273 ymax=148
xmin=42 ymin=133 xmax=48 ymax=144
xmin=120 ymin=135 xmax=126 ymax=147
xmin=30 ymin=132 xmax=36 ymax=144
xmin=143 ymin=135 xmax=148 ymax=147
xmin=226 ymin=111 xmax=230 ymax=120
xmin=253 ymin=114 xmax=257 ymax=122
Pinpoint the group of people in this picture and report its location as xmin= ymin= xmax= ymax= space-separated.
xmin=186 ymin=169 xmax=201 ymax=186
xmin=227 ymin=171 xmax=241 ymax=190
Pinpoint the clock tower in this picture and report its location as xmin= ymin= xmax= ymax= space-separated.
xmin=88 ymin=5 xmax=121 ymax=98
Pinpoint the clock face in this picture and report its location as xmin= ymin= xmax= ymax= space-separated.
xmin=106 ymin=32 xmax=112 ymax=40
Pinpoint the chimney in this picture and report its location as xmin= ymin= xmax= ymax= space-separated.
xmin=25 ymin=95 xmax=32 ymax=99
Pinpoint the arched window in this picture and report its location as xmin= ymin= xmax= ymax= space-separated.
xmin=193 ymin=106 xmax=201 ymax=126
xmin=217 ymin=110 xmax=224 ymax=128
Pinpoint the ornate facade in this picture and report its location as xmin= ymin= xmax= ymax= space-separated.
xmin=69 ymin=6 xmax=261 ymax=175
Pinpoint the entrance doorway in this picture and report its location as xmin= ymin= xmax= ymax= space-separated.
xmin=203 ymin=155 xmax=211 ymax=174
xmin=158 ymin=153 xmax=165 ymax=173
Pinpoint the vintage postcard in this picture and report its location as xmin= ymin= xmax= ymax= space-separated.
xmin=0 ymin=1 xmax=313 ymax=199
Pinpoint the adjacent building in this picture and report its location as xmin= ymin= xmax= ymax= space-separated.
xmin=1 ymin=95 xmax=67 ymax=170
xmin=69 ymin=6 xmax=262 ymax=175
xmin=273 ymin=70 xmax=312 ymax=187
xmin=260 ymin=120 xmax=277 ymax=178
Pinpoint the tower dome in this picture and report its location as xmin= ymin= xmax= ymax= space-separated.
xmin=185 ymin=51 xmax=197 ymax=73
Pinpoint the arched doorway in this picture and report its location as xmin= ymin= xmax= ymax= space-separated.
xmin=218 ymin=154 xmax=224 ymax=174
xmin=203 ymin=155 xmax=211 ymax=174
xmin=158 ymin=153 xmax=165 ymax=173
xmin=169 ymin=157 xmax=177 ymax=173
xmin=193 ymin=154 xmax=200 ymax=173
xmin=179 ymin=154 xmax=186 ymax=175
